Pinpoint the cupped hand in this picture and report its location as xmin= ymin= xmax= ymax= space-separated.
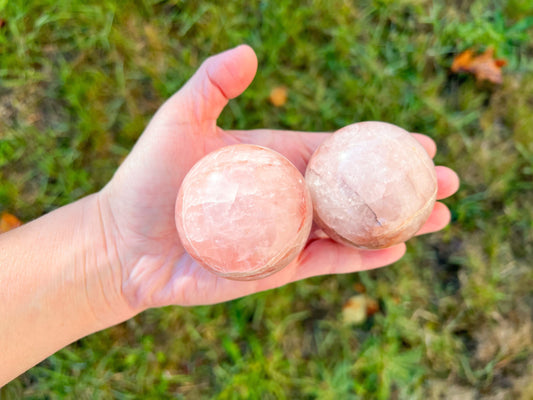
xmin=98 ymin=45 xmax=459 ymax=312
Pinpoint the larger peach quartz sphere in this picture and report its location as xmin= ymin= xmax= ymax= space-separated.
xmin=176 ymin=144 xmax=313 ymax=280
xmin=305 ymin=121 xmax=437 ymax=249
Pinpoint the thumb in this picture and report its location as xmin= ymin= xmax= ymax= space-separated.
xmin=170 ymin=45 xmax=258 ymax=123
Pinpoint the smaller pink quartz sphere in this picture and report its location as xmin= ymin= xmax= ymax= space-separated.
xmin=176 ymin=144 xmax=313 ymax=280
xmin=305 ymin=121 xmax=438 ymax=249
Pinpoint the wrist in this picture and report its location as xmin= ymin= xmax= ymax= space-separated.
xmin=80 ymin=192 xmax=139 ymax=328
xmin=0 ymin=193 xmax=137 ymax=385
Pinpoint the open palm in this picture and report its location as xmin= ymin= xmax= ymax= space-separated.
xmin=98 ymin=45 xmax=459 ymax=313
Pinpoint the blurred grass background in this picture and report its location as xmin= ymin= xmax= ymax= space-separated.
xmin=1 ymin=0 xmax=533 ymax=398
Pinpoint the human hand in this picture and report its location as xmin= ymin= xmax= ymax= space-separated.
xmin=98 ymin=45 xmax=459 ymax=314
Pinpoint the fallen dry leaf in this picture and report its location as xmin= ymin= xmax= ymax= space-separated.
xmin=425 ymin=380 xmax=476 ymax=400
xmin=343 ymin=295 xmax=367 ymax=325
xmin=365 ymin=297 xmax=380 ymax=316
xmin=451 ymin=47 xmax=507 ymax=84
xmin=474 ymin=312 xmax=533 ymax=366
xmin=0 ymin=212 xmax=22 ymax=233
xmin=342 ymin=294 xmax=380 ymax=325
xmin=269 ymin=86 xmax=288 ymax=107
xmin=353 ymin=282 xmax=366 ymax=293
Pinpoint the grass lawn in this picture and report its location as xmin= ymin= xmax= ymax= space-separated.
xmin=2 ymin=0 xmax=533 ymax=398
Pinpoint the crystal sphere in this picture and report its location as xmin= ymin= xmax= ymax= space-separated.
xmin=176 ymin=144 xmax=313 ymax=280
xmin=305 ymin=121 xmax=437 ymax=249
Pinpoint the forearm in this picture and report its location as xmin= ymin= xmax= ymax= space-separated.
xmin=0 ymin=194 xmax=135 ymax=386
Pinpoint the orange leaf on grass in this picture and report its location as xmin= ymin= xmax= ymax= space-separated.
xmin=269 ymin=86 xmax=288 ymax=107
xmin=451 ymin=47 xmax=507 ymax=84
xmin=365 ymin=297 xmax=380 ymax=317
xmin=0 ymin=212 xmax=22 ymax=233
xmin=353 ymin=282 xmax=366 ymax=293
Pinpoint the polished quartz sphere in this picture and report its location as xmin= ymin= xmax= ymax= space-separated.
xmin=305 ymin=121 xmax=437 ymax=249
xmin=176 ymin=144 xmax=313 ymax=280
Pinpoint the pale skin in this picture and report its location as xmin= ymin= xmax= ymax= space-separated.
xmin=0 ymin=45 xmax=460 ymax=386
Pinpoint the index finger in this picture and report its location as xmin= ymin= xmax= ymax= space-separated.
xmin=226 ymin=129 xmax=438 ymax=175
